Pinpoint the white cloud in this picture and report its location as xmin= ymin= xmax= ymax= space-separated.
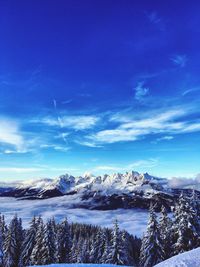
xmin=89 ymin=128 xmax=144 ymax=143
xmin=92 ymin=159 xmax=158 ymax=174
xmin=134 ymin=81 xmax=149 ymax=101
xmin=93 ymin=165 xmax=120 ymax=171
xmin=155 ymin=136 xmax=174 ymax=143
xmin=168 ymin=174 xmax=200 ymax=189
xmin=127 ymin=159 xmax=158 ymax=169
xmin=171 ymin=54 xmax=187 ymax=67
xmin=75 ymin=140 xmax=102 ymax=148
xmin=88 ymin=108 xmax=200 ymax=144
xmin=0 ymin=167 xmax=42 ymax=173
xmin=39 ymin=115 xmax=99 ymax=130
xmin=0 ymin=118 xmax=24 ymax=150
xmin=40 ymin=144 xmax=70 ymax=152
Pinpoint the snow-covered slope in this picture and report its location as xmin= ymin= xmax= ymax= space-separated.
xmin=154 ymin=247 xmax=200 ymax=267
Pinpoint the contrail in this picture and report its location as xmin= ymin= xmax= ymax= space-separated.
xmin=53 ymin=99 xmax=68 ymax=145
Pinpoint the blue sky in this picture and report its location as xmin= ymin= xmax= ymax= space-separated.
xmin=0 ymin=0 xmax=200 ymax=180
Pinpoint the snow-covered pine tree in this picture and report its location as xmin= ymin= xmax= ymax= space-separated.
xmin=140 ymin=204 xmax=165 ymax=267
xmin=173 ymin=192 xmax=200 ymax=254
xmin=81 ymin=239 xmax=91 ymax=263
xmin=190 ymin=190 xmax=200 ymax=238
xmin=70 ymin=233 xmax=78 ymax=263
xmin=89 ymin=229 xmax=102 ymax=263
xmin=100 ymin=234 xmax=111 ymax=264
xmin=121 ymin=230 xmax=133 ymax=265
xmin=76 ymin=237 xmax=90 ymax=263
xmin=3 ymin=215 xmax=23 ymax=267
xmin=30 ymin=216 xmax=45 ymax=265
xmin=39 ymin=219 xmax=57 ymax=265
xmin=0 ymin=214 xmax=6 ymax=266
xmin=20 ymin=216 xmax=38 ymax=266
xmin=105 ymin=219 xmax=128 ymax=265
xmin=57 ymin=217 xmax=71 ymax=263
xmin=159 ymin=205 xmax=173 ymax=259
xmin=91 ymin=228 xmax=110 ymax=264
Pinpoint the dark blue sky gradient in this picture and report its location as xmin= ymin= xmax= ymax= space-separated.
xmin=0 ymin=0 xmax=200 ymax=179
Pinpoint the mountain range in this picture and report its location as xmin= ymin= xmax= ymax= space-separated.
xmin=0 ymin=171 xmax=197 ymax=211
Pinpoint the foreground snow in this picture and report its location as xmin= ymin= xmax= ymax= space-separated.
xmin=154 ymin=247 xmax=200 ymax=267
xmin=30 ymin=264 xmax=131 ymax=267
xmin=0 ymin=196 xmax=148 ymax=236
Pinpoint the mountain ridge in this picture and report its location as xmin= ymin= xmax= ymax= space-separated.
xmin=0 ymin=171 xmax=198 ymax=211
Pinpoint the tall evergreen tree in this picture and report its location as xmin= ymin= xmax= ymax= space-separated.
xmin=30 ymin=217 xmax=45 ymax=265
xmin=173 ymin=192 xmax=200 ymax=254
xmin=20 ymin=216 xmax=38 ymax=266
xmin=159 ymin=205 xmax=173 ymax=259
xmin=3 ymin=215 xmax=23 ymax=267
xmin=106 ymin=220 xmax=128 ymax=265
xmin=57 ymin=218 xmax=71 ymax=263
xmin=89 ymin=229 xmax=102 ymax=263
xmin=70 ymin=233 xmax=78 ymax=263
xmin=39 ymin=219 xmax=57 ymax=265
xmin=140 ymin=205 xmax=164 ymax=267
xmin=0 ymin=214 xmax=6 ymax=266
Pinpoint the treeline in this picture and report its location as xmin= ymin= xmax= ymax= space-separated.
xmin=0 ymin=214 xmax=141 ymax=267
xmin=140 ymin=191 xmax=200 ymax=267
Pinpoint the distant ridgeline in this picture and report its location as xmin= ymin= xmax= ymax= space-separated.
xmin=0 ymin=191 xmax=200 ymax=267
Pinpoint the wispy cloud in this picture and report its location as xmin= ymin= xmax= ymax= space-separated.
xmin=0 ymin=167 xmax=42 ymax=173
xmin=127 ymin=159 xmax=158 ymax=169
xmin=134 ymin=81 xmax=149 ymax=101
xmin=75 ymin=140 xmax=102 ymax=148
xmin=171 ymin=54 xmax=188 ymax=67
xmin=61 ymin=99 xmax=73 ymax=105
xmin=92 ymin=159 xmax=158 ymax=173
xmin=87 ymin=108 xmax=200 ymax=144
xmin=0 ymin=166 xmax=79 ymax=174
xmin=40 ymin=144 xmax=70 ymax=152
xmin=145 ymin=11 xmax=165 ymax=31
xmin=155 ymin=135 xmax=174 ymax=143
xmin=39 ymin=115 xmax=100 ymax=130
xmin=182 ymin=87 xmax=200 ymax=96
xmin=147 ymin=11 xmax=161 ymax=25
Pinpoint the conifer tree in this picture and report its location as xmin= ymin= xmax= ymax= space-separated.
xmin=106 ymin=220 xmax=127 ymax=265
xmin=20 ymin=216 xmax=38 ymax=266
xmin=39 ymin=219 xmax=57 ymax=265
xmin=57 ymin=218 xmax=71 ymax=263
xmin=159 ymin=205 xmax=173 ymax=259
xmin=173 ymin=192 xmax=200 ymax=254
xmin=3 ymin=215 xmax=23 ymax=267
xmin=0 ymin=214 xmax=6 ymax=266
xmin=89 ymin=229 xmax=102 ymax=263
xmin=70 ymin=234 xmax=78 ymax=263
xmin=121 ymin=230 xmax=133 ymax=265
xmin=30 ymin=217 xmax=45 ymax=265
xmin=140 ymin=205 xmax=164 ymax=267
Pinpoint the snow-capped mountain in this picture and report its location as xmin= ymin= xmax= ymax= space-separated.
xmin=0 ymin=171 xmax=196 ymax=210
